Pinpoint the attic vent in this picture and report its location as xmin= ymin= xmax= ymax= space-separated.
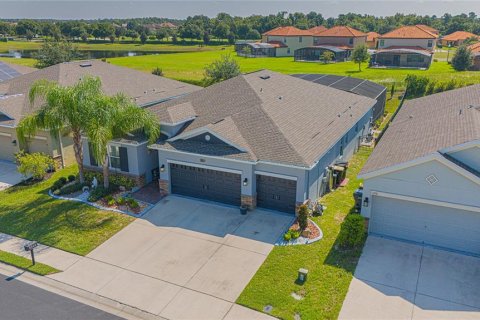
xmin=259 ymin=75 xmax=270 ymax=80
xmin=80 ymin=63 xmax=92 ymax=68
xmin=425 ymin=174 xmax=438 ymax=185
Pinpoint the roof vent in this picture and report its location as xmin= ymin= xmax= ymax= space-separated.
xmin=260 ymin=75 xmax=270 ymax=80
xmin=409 ymin=115 xmax=414 ymax=119
xmin=79 ymin=62 xmax=92 ymax=68
xmin=278 ymin=96 xmax=283 ymax=100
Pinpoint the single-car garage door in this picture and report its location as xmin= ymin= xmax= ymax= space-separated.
xmin=370 ymin=196 xmax=480 ymax=255
xmin=256 ymin=174 xmax=297 ymax=214
xmin=0 ymin=133 xmax=15 ymax=162
xmin=170 ymin=163 xmax=241 ymax=206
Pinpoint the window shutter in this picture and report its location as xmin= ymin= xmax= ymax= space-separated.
xmin=119 ymin=146 xmax=129 ymax=172
xmin=88 ymin=142 xmax=97 ymax=166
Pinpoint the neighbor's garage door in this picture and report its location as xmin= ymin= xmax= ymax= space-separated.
xmin=256 ymin=174 xmax=297 ymax=214
xmin=0 ymin=133 xmax=15 ymax=162
xmin=170 ymin=163 xmax=241 ymax=206
xmin=370 ymin=196 xmax=480 ymax=255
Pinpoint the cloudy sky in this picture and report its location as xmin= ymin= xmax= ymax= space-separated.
xmin=0 ymin=1 xmax=479 ymax=19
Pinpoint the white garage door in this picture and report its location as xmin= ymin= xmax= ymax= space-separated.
xmin=370 ymin=196 xmax=480 ymax=255
xmin=0 ymin=134 xmax=15 ymax=162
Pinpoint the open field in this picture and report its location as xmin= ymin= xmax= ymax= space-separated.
xmin=108 ymin=48 xmax=480 ymax=87
xmin=237 ymin=147 xmax=371 ymax=320
xmin=0 ymin=166 xmax=133 ymax=256
xmin=0 ymin=39 xmax=228 ymax=53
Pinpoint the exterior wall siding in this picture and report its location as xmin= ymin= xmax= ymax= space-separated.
xmin=314 ymin=36 xmax=366 ymax=47
xmin=448 ymin=146 xmax=480 ymax=172
xmin=378 ymin=38 xmax=435 ymax=50
xmin=361 ymin=160 xmax=480 ymax=219
xmin=263 ymin=35 xmax=314 ymax=57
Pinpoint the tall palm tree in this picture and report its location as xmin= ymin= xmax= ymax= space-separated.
xmin=17 ymin=76 xmax=103 ymax=183
xmin=86 ymin=94 xmax=160 ymax=189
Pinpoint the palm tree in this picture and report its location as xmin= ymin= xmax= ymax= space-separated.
xmin=17 ymin=76 xmax=103 ymax=183
xmin=86 ymin=94 xmax=160 ymax=189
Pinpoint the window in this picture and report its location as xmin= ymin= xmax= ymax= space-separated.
xmin=287 ymin=48 xmax=291 ymax=54
xmin=379 ymin=39 xmax=384 ymax=47
xmin=109 ymin=145 xmax=121 ymax=169
xmin=284 ymin=37 xmax=287 ymax=43
xmin=299 ymin=36 xmax=302 ymax=42
xmin=349 ymin=38 xmax=353 ymax=45
xmin=428 ymin=40 xmax=433 ymax=47
xmin=407 ymin=54 xmax=425 ymax=63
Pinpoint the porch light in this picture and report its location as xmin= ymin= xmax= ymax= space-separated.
xmin=243 ymin=178 xmax=248 ymax=186
xmin=11 ymin=139 xmax=16 ymax=146
xmin=160 ymin=164 xmax=165 ymax=172
xmin=363 ymin=197 xmax=369 ymax=207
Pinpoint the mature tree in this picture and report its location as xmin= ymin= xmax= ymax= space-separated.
xmin=140 ymin=32 xmax=148 ymax=44
xmin=17 ymin=77 xmax=104 ymax=183
xmin=246 ymin=29 xmax=261 ymax=40
xmin=155 ymin=28 xmax=169 ymax=41
xmin=351 ymin=44 xmax=370 ymax=71
xmin=203 ymin=54 xmax=240 ymax=85
xmin=320 ymin=51 xmax=334 ymax=63
xmin=126 ymin=29 xmax=139 ymax=41
xmin=86 ymin=94 xmax=160 ymax=188
xmin=15 ymin=20 xmax=38 ymax=37
xmin=0 ymin=22 xmax=12 ymax=36
xmin=34 ymin=40 xmax=79 ymax=68
xmin=451 ymin=45 xmax=473 ymax=71
xmin=213 ymin=22 xmax=230 ymax=40
xmin=25 ymin=30 xmax=34 ymax=41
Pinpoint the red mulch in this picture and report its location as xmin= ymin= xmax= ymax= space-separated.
xmin=289 ymin=219 xmax=320 ymax=239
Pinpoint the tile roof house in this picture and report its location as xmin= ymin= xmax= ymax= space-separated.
xmin=145 ymin=70 xmax=379 ymax=213
xmin=259 ymin=26 xmax=314 ymax=57
xmin=416 ymin=24 xmax=439 ymax=35
xmin=295 ymin=26 xmax=367 ymax=62
xmin=366 ymin=31 xmax=381 ymax=49
xmin=469 ymin=42 xmax=480 ymax=70
xmin=0 ymin=60 xmax=200 ymax=184
xmin=358 ymin=85 xmax=480 ymax=255
xmin=308 ymin=25 xmax=328 ymax=34
xmin=372 ymin=25 xmax=437 ymax=69
xmin=441 ymin=31 xmax=479 ymax=46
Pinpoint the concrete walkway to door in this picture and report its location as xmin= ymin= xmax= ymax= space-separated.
xmin=339 ymin=236 xmax=480 ymax=320
xmin=48 ymin=196 xmax=292 ymax=320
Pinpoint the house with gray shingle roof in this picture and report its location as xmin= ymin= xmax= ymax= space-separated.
xmin=0 ymin=60 xmax=200 ymax=185
xmin=358 ymin=85 xmax=480 ymax=255
xmin=145 ymin=70 xmax=378 ymax=213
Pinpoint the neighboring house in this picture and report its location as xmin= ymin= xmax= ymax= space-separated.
xmin=416 ymin=24 xmax=439 ymax=36
xmin=291 ymin=74 xmax=387 ymax=122
xmin=0 ymin=60 xmax=200 ymax=185
xmin=307 ymin=25 xmax=328 ymax=34
xmin=469 ymin=42 xmax=480 ymax=70
xmin=372 ymin=25 xmax=437 ymax=69
xmin=260 ymin=26 xmax=313 ymax=57
xmin=146 ymin=70 xmax=378 ymax=214
xmin=294 ymin=26 xmax=367 ymax=62
xmin=358 ymin=85 xmax=480 ymax=255
xmin=366 ymin=31 xmax=380 ymax=49
xmin=234 ymin=41 xmax=278 ymax=58
xmin=440 ymin=31 xmax=479 ymax=47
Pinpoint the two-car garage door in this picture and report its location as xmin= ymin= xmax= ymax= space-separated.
xmin=370 ymin=196 xmax=480 ymax=255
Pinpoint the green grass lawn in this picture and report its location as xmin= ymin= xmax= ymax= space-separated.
xmin=0 ymin=166 xmax=133 ymax=256
xmin=237 ymin=148 xmax=371 ymax=320
xmin=108 ymin=48 xmax=480 ymax=87
xmin=0 ymin=57 xmax=37 ymax=67
xmin=0 ymin=250 xmax=59 ymax=275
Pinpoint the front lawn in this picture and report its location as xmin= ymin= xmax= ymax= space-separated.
xmin=0 ymin=250 xmax=59 ymax=275
xmin=0 ymin=166 xmax=133 ymax=256
xmin=237 ymin=148 xmax=372 ymax=320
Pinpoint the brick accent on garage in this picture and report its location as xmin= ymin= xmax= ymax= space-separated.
xmin=241 ymin=194 xmax=256 ymax=210
xmin=158 ymin=179 xmax=170 ymax=196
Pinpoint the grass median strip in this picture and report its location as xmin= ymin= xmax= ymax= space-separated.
xmin=0 ymin=250 xmax=59 ymax=276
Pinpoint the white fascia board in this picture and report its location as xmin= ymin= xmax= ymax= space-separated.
xmin=254 ymin=170 xmax=298 ymax=181
xmin=167 ymin=159 xmax=243 ymax=174
xmin=371 ymin=190 xmax=480 ymax=213
xmin=168 ymin=127 xmax=247 ymax=152
xmin=160 ymin=116 xmax=196 ymax=127
xmin=440 ymin=140 xmax=480 ymax=154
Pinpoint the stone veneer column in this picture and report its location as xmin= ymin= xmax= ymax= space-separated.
xmin=241 ymin=194 xmax=257 ymax=210
xmin=158 ymin=179 xmax=169 ymax=197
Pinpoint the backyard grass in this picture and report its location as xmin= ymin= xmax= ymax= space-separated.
xmin=0 ymin=166 xmax=133 ymax=256
xmin=0 ymin=57 xmax=37 ymax=67
xmin=0 ymin=250 xmax=59 ymax=276
xmin=237 ymin=147 xmax=372 ymax=320
xmin=108 ymin=48 xmax=480 ymax=87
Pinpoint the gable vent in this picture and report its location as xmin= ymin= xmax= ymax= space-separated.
xmin=425 ymin=174 xmax=438 ymax=185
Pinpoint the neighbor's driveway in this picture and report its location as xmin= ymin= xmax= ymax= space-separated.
xmin=0 ymin=161 xmax=23 ymax=191
xmin=49 ymin=196 xmax=292 ymax=320
xmin=339 ymin=236 xmax=480 ymax=320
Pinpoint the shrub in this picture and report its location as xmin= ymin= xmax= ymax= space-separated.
xmin=117 ymin=197 xmax=126 ymax=205
xmin=338 ymin=214 xmax=366 ymax=249
xmin=451 ymin=45 xmax=473 ymax=71
xmin=297 ymin=204 xmax=309 ymax=231
xmin=87 ymin=186 xmax=117 ymax=202
xmin=68 ymin=175 xmax=76 ymax=182
xmin=128 ymin=199 xmax=140 ymax=209
xmin=57 ymin=182 xmax=87 ymax=195
xmin=291 ymin=230 xmax=301 ymax=239
xmin=107 ymin=199 xmax=116 ymax=207
xmin=16 ymin=151 xmax=54 ymax=181
xmin=84 ymin=171 xmax=136 ymax=190
xmin=105 ymin=195 xmax=114 ymax=202
xmin=283 ymin=232 xmax=292 ymax=241
xmin=59 ymin=177 xmax=67 ymax=184
xmin=152 ymin=67 xmax=163 ymax=76
xmin=51 ymin=180 xmax=64 ymax=191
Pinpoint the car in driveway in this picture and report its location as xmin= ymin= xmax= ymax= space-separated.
xmin=339 ymin=236 xmax=480 ymax=320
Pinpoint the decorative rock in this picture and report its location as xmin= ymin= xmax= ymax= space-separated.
xmin=301 ymin=229 xmax=311 ymax=238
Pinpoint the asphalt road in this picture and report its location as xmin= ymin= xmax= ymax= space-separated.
xmin=0 ymin=272 xmax=125 ymax=320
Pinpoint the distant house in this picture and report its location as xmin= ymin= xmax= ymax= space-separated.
xmin=294 ymin=26 xmax=367 ymax=62
xmin=469 ymin=42 xmax=480 ymax=70
xmin=260 ymin=26 xmax=313 ymax=57
xmin=307 ymin=25 xmax=328 ymax=34
xmin=371 ymin=25 xmax=437 ymax=69
xmin=416 ymin=24 xmax=439 ymax=36
xmin=441 ymin=31 xmax=479 ymax=47
xmin=234 ymin=41 xmax=277 ymax=58
xmin=366 ymin=31 xmax=380 ymax=49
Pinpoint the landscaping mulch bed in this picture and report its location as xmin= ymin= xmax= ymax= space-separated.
xmin=96 ymin=191 xmax=148 ymax=215
xmin=289 ymin=219 xmax=321 ymax=240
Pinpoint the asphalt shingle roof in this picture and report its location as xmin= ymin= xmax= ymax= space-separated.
xmin=149 ymin=70 xmax=376 ymax=167
xmin=360 ymin=85 xmax=480 ymax=175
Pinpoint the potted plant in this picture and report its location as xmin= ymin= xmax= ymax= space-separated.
xmin=240 ymin=205 xmax=248 ymax=215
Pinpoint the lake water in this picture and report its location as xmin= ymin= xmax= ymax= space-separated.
xmin=0 ymin=49 xmax=171 ymax=59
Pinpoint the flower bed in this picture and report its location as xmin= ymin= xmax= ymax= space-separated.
xmin=276 ymin=218 xmax=323 ymax=246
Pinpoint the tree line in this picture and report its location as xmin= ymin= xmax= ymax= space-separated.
xmin=3 ymin=12 xmax=480 ymax=44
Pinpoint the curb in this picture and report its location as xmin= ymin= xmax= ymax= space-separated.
xmin=0 ymin=263 xmax=167 ymax=320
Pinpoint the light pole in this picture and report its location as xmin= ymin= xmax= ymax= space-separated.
xmin=447 ymin=43 xmax=452 ymax=63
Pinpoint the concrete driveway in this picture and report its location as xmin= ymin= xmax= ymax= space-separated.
xmin=49 ymin=196 xmax=292 ymax=320
xmin=0 ymin=160 xmax=23 ymax=191
xmin=339 ymin=236 xmax=480 ymax=320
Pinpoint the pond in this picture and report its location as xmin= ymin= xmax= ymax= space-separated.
xmin=0 ymin=49 xmax=172 ymax=59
